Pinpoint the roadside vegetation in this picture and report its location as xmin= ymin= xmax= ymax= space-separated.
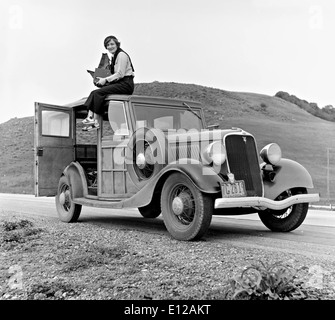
xmin=230 ymin=260 xmax=308 ymax=300
xmin=1 ymin=213 xmax=335 ymax=300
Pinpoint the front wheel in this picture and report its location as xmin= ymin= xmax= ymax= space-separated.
xmin=55 ymin=176 xmax=82 ymax=222
xmin=258 ymin=188 xmax=309 ymax=232
xmin=138 ymin=195 xmax=161 ymax=218
xmin=161 ymin=173 xmax=213 ymax=241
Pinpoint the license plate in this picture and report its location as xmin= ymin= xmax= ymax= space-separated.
xmin=221 ymin=180 xmax=246 ymax=198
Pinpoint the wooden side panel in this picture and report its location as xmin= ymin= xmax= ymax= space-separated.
xmin=99 ymin=139 xmax=137 ymax=198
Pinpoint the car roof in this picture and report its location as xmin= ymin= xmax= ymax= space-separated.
xmin=63 ymin=94 xmax=203 ymax=110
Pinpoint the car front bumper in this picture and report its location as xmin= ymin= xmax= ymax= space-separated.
xmin=214 ymin=193 xmax=320 ymax=210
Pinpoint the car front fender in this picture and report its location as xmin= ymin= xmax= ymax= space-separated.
xmin=122 ymin=159 xmax=221 ymax=208
xmin=263 ymin=158 xmax=314 ymax=200
xmin=163 ymin=160 xmax=222 ymax=193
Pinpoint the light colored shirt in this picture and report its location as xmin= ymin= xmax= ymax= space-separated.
xmin=106 ymin=51 xmax=134 ymax=83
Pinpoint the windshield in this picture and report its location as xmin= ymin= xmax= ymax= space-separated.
xmin=133 ymin=105 xmax=203 ymax=131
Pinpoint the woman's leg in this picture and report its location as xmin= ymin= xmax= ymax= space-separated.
xmin=82 ymin=77 xmax=134 ymax=130
xmin=83 ymin=77 xmax=134 ymax=116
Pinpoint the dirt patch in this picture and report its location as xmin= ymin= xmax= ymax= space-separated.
xmin=1 ymin=211 xmax=335 ymax=300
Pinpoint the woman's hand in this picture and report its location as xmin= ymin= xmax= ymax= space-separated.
xmin=96 ymin=77 xmax=107 ymax=86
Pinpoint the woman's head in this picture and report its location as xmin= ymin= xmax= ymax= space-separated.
xmin=104 ymin=35 xmax=120 ymax=53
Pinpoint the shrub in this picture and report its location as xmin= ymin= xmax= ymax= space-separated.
xmin=230 ymin=260 xmax=307 ymax=300
xmin=3 ymin=231 xmax=25 ymax=243
xmin=1 ymin=219 xmax=43 ymax=245
xmin=275 ymin=91 xmax=335 ymax=122
xmin=3 ymin=219 xmax=34 ymax=232
xmin=27 ymin=280 xmax=78 ymax=300
xmin=260 ymin=102 xmax=268 ymax=110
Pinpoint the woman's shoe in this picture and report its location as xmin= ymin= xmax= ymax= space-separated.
xmin=82 ymin=116 xmax=95 ymax=125
xmin=93 ymin=121 xmax=100 ymax=130
xmin=82 ymin=121 xmax=100 ymax=131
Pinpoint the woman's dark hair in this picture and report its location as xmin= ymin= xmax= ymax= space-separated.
xmin=104 ymin=36 xmax=121 ymax=49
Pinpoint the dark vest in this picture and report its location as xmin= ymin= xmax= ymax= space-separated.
xmin=110 ymin=48 xmax=135 ymax=74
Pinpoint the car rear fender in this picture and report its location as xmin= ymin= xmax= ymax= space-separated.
xmin=62 ymin=161 xmax=88 ymax=199
xmin=263 ymin=158 xmax=314 ymax=200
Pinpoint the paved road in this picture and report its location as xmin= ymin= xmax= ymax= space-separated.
xmin=1 ymin=193 xmax=335 ymax=260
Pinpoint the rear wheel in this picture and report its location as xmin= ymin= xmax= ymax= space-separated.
xmin=258 ymin=188 xmax=308 ymax=232
xmin=161 ymin=173 xmax=213 ymax=241
xmin=55 ymin=176 xmax=82 ymax=222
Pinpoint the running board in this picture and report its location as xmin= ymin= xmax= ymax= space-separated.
xmin=73 ymin=197 xmax=123 ymax=209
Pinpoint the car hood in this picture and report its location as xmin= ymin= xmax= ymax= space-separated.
xmin=166 ymin=127 xmax=252 ymax=144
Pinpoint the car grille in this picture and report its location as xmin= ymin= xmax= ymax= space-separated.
xmin=224 ymin=135 xmax=263 ymax=197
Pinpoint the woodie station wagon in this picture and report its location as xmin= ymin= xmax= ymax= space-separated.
xmin=34 ymin=94 xmax=320 ymax=240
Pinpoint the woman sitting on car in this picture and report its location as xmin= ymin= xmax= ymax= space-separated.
xmin=82 ymin=35 xmax=135 ymax=131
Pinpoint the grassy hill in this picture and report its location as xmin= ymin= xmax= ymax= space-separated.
xmin=1 ymin=81 xmax=334 ymax=204
xmin=275 ymin=91 xmax=335 ymax=122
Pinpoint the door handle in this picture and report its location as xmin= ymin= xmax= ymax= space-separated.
xmin=37 ymin=147 xmax=43 ymax=156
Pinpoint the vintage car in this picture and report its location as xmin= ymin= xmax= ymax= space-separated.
xmin=34 ymin=94 xmax=320 ymax=240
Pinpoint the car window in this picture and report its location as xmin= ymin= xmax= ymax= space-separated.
xmin=154 ymin=116 xmax=173 ymax=130
xmin=41 ymin=110 xmax=70 ymax=137
xmin=108 ymin=101 xmax=129 ymax=136
xmin=133 ymin=105 xmax=203 ymax=130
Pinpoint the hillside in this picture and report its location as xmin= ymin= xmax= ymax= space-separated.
xmin=275 ymin=91 xmax=335 ymax=122
xmin=1 ymin=81 xmax=334 ymax=204
xmin=135 ymin=82 xmax=316 ymax=123
xmin=0 ymin=117 xmax=35 ymax=194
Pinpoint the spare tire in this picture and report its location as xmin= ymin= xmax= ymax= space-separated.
xmin=126 ymin=127 xmax=168 ymax=189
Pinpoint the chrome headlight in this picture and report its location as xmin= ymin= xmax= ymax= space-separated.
xmin=260 ymin=143 xmax=282 ymax=165
xmin=202 ymin=141 xmax=226 ymax=166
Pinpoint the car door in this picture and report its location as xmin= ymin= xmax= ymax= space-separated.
xmin=99 ymin=101 xmax=138 ymax=198
xmin=34 ymin=102 xmax=74 ymax=196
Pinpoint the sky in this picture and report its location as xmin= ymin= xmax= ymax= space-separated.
xmin=0 ymin=0 xmax=334 ymax=124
